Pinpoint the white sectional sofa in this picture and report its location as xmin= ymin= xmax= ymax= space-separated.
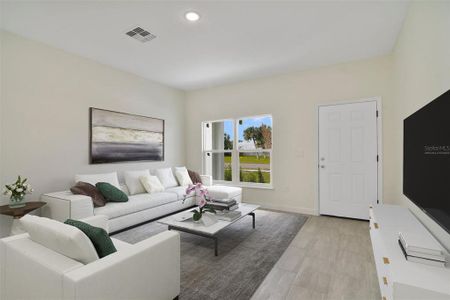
xmin=0 ymin=215 xmax=180 ymax=300
xmin=41 ymin=168 xmax=242 ymax=233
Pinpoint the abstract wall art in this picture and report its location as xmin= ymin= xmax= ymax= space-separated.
xmin=90 ymin=108 xmax=164 ymax=164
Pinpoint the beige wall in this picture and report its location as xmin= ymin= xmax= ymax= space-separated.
xmin=185 ymin=56 xmax=393 ymax=214
xmin=390 ymin=1 xmax=450 ymax=250
xmin=0 ymin=31 xmax=186 ymax=236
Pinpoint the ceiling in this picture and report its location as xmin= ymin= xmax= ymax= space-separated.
xmin=0 ymin=1 xmax=408 ymax=90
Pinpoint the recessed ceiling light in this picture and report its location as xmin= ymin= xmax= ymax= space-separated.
xmin=185 ymin=11 xmax=200 ymax=22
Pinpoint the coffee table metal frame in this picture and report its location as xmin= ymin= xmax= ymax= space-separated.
xmin=167 ymin=212 xmax=255 ymax=256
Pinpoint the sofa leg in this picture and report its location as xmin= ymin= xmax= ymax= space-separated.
xmin=173 ymin=296 xmax=179 ymax=300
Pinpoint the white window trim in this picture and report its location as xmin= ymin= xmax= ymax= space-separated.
xmin=201 ymin=115 xmax=273 ymax=189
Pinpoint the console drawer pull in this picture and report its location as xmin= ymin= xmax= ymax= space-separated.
xmin=383 ymin=276 xmax=388 ymax=285
xmin=383 ymin=257 xmax=390 ymax=264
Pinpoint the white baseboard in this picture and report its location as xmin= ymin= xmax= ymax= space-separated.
xmin=243 ymin=200 xmax=318 ymax=216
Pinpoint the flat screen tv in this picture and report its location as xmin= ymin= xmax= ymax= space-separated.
xmin=404 ymin=90 xmax=450 ymax=233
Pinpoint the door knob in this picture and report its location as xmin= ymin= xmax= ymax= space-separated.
xmin=320 ymin=157 xmax=325 ymax=161
xmin=320 ymin=165 xmax=325 ymax=169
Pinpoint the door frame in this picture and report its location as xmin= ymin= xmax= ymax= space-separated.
xmin=315 ymin=97 xmax=383 ymax=216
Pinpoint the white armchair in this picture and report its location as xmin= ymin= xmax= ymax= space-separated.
xmin=0 ymin=215 xmax=180 ymax=300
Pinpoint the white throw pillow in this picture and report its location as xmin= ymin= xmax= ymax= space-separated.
xmin=124 ymin=169 xmax=150 ymax=195
xmin=140 ymin=175 xmax=165 ymax=194
xmin=175 ymin=166 xmax=193 ymax=186
xmin=75 ymin=172 xmax=120 ymax=189
xmin=154 ymin=168 xmax=178 ymax=188
xmin=20 ymin=215 xmax=98 ymax=264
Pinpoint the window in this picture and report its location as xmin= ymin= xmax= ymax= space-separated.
xmin=238 ymin=116 xmax=272 ymax=185
xmin=202 ymin=115 xmax=272 ymax=188
xmin=202 ymin=120 xmax=234 ymax=182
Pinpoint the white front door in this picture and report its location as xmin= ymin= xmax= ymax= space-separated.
xmin=318 ymin=101 xmax=378 ymax=220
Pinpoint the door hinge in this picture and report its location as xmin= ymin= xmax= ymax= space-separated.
xmin=377 ymin=199 xmax=379 ymax=204
xmin=376 ymin=110 xmax=379 ymax=117
xmin=377 ymin=155 xmax=379 ymax=162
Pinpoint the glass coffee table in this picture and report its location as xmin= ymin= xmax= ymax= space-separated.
xmin=158 ymin=203 xmax=260 ymax=256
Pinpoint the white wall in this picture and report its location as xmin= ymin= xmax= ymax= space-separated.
xmin=0 ymin=33 xmax=4 ymax=235
xmin=390 ymin=1 xmax=450 ymax=250
xmin=0 ymin=31 xmax=186 ymax=235
xmin=1 ymin=1 xmax=449 ymax=250
xmin=185 ymin=56 xmax=393 ymax=214
xmin=184 ymin=0 xmax=450 ymax=250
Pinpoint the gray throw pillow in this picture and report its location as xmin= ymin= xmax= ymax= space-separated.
xmin=188 ymin=170 xmax=203 ymax=184
xmin=71 ymin=181 xmax=107 ymax=207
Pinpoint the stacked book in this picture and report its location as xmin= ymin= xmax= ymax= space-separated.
xmin=398 ymin=232 xmax=448 ymax=267
xmin=216 ymin=210 xmax=242 ymax=222
xmin=205 ymin=198 xmax=239 ymax=211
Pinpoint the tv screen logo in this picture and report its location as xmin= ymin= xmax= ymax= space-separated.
xmin=424 ymin=145 xmax=450 ymax=155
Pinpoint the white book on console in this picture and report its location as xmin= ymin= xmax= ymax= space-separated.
xmin=399 ymin=231 xmax=446 ymax=256
xmin=406 ymin=255 xmax=446 ymax=268
xmin=406 ymin=250 xmax=446 ymax=262
xmin=399 ymin=235 xmax=445 ymax=260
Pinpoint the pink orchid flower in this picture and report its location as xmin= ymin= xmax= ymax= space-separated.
xmin=185 ymin=184 xmax=197 ymax=195
xmin=198 ymin=198 xmax=207 ymax=208
xmin=185 ymin=183 xmax=209 ymax=206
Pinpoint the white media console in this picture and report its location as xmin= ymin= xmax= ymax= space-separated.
xmin=369 ymin=204 xmax=450 ymax=300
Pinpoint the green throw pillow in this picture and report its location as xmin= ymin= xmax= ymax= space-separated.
xmin=64 ymin=219 xmax=117 ymax=258
xmin=96 ymin=182 xmax=128 ymax=202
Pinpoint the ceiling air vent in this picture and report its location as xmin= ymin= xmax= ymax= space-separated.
xmin=126 ymin=26 xmax=156 ymax=43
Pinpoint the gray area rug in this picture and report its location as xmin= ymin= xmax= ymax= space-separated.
xmin=113 ymin=209 xmax=308 ymax=300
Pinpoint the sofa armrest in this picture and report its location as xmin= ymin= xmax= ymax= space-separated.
xmin=63 ymin=231 xmax=180 ymax=300
xmin=200 ymin=175 xmax=213 ymax=186
xmin=80 ymin=215 xmax=109 ymax=234
xmin=41 ymin=191 xmax=94 ymax=222
xmin=0 ymin=233 xmax=83 ymax=300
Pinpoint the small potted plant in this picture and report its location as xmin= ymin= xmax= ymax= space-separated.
xmin=185 ymin=183 xmax=216 ymax=223
xmin=3 ymin=176 xmax=33 ymax=208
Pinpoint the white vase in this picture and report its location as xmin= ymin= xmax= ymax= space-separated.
xmin=201 ymin=213 xmax=217 ymax=226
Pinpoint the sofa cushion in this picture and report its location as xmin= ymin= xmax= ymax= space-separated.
xmin=140 ymin=175 xmax=165 ymax=194
xmin=81 ymin=215 xmax=109 ymax=233
xmin=207 ymin=185 xmax=242 ymax=200
xmin=154 ymin=168 xmax=178 ymax=188
xmin=119 ymin=184 xmax=130 ymax=195
xmin=96 ymin=182 xmax=128 ymax=202
xmin=75 ymin=172 xmax=121 ymax=190
xmin=165 ymin=186 xmax=188 ymax=200
xmin=94 ymin=192 xmax=178 ymax=219
xmin=70 ymin=181 xmax=107 ymax=207
xmin=111 ymin=238 xmax=132 ymax=251
xmin=65 ymin=219 xmax=117 ymax=258
xmin=21 ymin=215 xmax=99 ymax=264
xmin=124 ymin=169 xmax=150 ymax=195
xmin=174 ymin=167 xmax=193 ymax=186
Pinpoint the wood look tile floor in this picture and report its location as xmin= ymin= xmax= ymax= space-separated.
xmin=251 ymin=216 xmax=380 ymax=300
